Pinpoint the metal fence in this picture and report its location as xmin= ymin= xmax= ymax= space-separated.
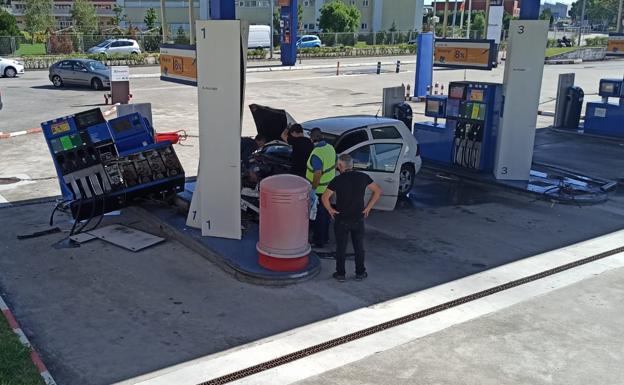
xmin=1 ymin=31 xmax=425 ymax=56
xmin=0 ymin=34 xmax=164 ymax=56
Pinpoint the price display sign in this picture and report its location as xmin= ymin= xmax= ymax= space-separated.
xmin=434 ymin=39 xmax=498 ymax=70
xmin=160 ymin=44 xmax=198 ymax=86
xmin=607 ymin=33 xmax=624 ymax=56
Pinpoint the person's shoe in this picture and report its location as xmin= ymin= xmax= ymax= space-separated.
xmin=355 ymin=272 xmax=368 ymax=281
xmin=332 ymin=272 xmax=346 ymax=282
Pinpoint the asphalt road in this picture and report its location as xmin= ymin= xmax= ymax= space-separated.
xmin=1 ymin=59 xmax=622 ymax=135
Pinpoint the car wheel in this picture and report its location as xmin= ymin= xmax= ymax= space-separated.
xmin=91 ymin=78 xmax=103 ymax=91
xmin=4 ymin=67 xmax=17 ymax=78
xmin=398 ymin=164 xmax=415 ymax=197
xmin=52 ymin=75 xmax=63 ymax=87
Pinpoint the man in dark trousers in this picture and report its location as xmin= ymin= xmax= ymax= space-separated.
xmin=322 ymin=154 xmax=382 ymax=282
xmin=281 ymin=124 xmax=313 ymax=178
xmin=307 ymin=128 xmax=336 ymax=248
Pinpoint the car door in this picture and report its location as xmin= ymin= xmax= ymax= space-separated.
xmin=346 ymin=142 xmax=403 ymax=211
xmin=56 ymin=60 xmax=75 ymax=84
xmin=107 ymin=41 xmax=122 ymax=55
xmin=72 ymin=61 xmax=90 ymax=85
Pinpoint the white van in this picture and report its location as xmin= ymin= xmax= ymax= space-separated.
xmin=248 ymin=25 xmax=271 ymax=49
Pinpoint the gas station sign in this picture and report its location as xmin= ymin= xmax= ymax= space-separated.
xmin=434 ymin=39 xmax=498 ymax=70
xmin=607 ymin=33 xmax=624 ymax=56
xmin=160 ymin=44 xmax=197 ymax=86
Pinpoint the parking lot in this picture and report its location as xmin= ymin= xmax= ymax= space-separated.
xmin=1 ymin=58 xmax=624 ymax=384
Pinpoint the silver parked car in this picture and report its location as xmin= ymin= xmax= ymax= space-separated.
xmin=87 ymin=39 xmax=142 ymax=56
xmin=49 ymin=59 xmax=111 ymax=90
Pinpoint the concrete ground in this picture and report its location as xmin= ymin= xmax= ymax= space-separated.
xmin=1 ymin=167 xmax=623 ymax=385
xmin=295 ymin=266 xmax=624 ymax=385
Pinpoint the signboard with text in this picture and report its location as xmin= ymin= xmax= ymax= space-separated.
xmin=160 ymin=44 xmax=197 ymax=86
xmin=434 ymin=39 xmax=498 ymax=70
xmin=110 ymin=66 xmax=129 ymax=82
xmin=607 ymin=33 xmax=624 ymax=56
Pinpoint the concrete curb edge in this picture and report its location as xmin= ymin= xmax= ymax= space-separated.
xmin=0 ymin=294 xmax=57 ymax=385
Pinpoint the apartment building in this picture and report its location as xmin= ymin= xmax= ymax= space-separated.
xmin=237 ymin=0 xmax=424 ymax=32
xmin=116 ymin=0 xmax=200 ymax=31
xmin=539 ymin=2 xmax=568 ymax=20
xmin=8 ymin=0 xmax=116 ymax=30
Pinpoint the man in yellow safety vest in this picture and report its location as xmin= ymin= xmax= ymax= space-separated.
xmin=306 ymin=127 xmax=336 ymax=248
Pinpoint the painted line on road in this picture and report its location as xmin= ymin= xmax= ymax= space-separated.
xmin=115 ymin=229 xmax=624 ymax=385
xmin=0 ymin=295 xmax=57 ymax=385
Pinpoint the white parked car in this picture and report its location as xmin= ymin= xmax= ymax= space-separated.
xmin=0 ymin=57 xmax=25 ymax=78
xmin=249 ymin=105 xmax=422 ymax=211
xmin=87 ymin=39 xmax=142 ymax=56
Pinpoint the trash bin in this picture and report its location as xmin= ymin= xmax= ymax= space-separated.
xmin=394 ymin=102 xmax=413 ymax=130
xmin=563 ymin=86 xmax=584 ymax=130
xmin=257 ymin=174 xmax=311 ymax=272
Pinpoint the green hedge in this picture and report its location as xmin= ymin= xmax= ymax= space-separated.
xmin=585 ymin=36 xmax=608 ymax=47
xmin=546 ymin=38 xmax=577 ymax=48
xmin=20 ymin=53 xmax=160 ymax=69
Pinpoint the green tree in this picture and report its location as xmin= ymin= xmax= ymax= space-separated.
xmin=570 ymin=0 xmax=619 ymax=27
xmin=318 ymin=0 xmax=361 ymax=32
xmin=24 ymin=0 xmax=55 ymax=35
xmin=471 ymin=11 xmax=486 ymax=38
xmin=112 ymin=5 xmax=125 ymax=27
xmin=540 ymin=8 xmax=554 ymax=26
xmin=389 ymin=20 xmax=397 ymax=32
xmin=0 ymin=9 xmax=20 ymax=36
xmin=144 ymin=7 xmax=158 ymax=30
xmin=174 ymin=25 xmax=188 ymax=44
xmin=71 ymin=0 xmax=98 ymax=33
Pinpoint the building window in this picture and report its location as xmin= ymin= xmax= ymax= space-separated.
xmin=349 ymin=0 xmax=356 ymax=5
xmin=361 ymin=22 xmax=368 ymax=30
xmin=362 ymin=0 xmax=369 ymax=6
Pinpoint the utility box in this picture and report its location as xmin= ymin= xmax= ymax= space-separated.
xmin=110 ymin=66 xmax=131 ymax=104
xmin=563 ymin=86 xmax=584 ymax=130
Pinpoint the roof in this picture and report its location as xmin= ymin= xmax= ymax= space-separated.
xmin=301 ymin=115 xmax=400 ymax=135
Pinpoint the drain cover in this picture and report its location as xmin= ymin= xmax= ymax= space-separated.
xmin=0 ymin=177 xmax=20 ymax=185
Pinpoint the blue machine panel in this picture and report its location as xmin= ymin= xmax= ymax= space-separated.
xmin=414 ymin=81 xmax=503 ymax=172
xmin=584 ymin=78 xmax=624 ymax=138
xmin=41 ymin=109 xmax=184 ymax=220
xmin=425 ymin=95 xmax=448 ymax=118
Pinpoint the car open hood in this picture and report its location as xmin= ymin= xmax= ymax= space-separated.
xmin=249 ymin=104 xmax=297 ymax=142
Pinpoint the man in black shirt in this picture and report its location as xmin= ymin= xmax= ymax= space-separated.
xmin=281 ymin=124 xmax=314 ymax=178
xmin=321 ymin=154 xmax=382 ymax=282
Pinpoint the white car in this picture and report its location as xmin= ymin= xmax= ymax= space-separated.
xmin=0 ymin=57 xmax=25 ymax=78
xmin=87 ymin=39 xmax=142 ymax=56
xmin=250 ymin=105 xmax=422 ymax=211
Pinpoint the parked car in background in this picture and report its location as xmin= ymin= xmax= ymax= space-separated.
xmin=248 ymin=25 xmax=271 ymax=49
xmin=0 ymin=57 xmax=25 ymax=78
xmin=296 ymin=35 xmax=322 ymax=48
xmin=248 ymin=105 xmax=422 ymax=211
xmin=87 ymin=39 xmax=142 ymax=56
xmin=49 ymin=59 xmax=111 ymax=90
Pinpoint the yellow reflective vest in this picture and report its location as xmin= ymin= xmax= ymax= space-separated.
xmin=306 ymin=143 xmax=336 ymax=194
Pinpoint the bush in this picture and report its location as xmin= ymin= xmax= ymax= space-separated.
xmin=585 ymin=36 xmax=607 ymax=47
xmin=20 ymin=52 xmax=160 ymax=69
xmin=248 ymin=48 xmax=266 ymax=60
xmin=337 ymin=33 xmax=355 ymax=46
xmin=49 ymin=34 xmax=74 ymax=54
xmin=142 ymin=35 xmax=161 ymax=52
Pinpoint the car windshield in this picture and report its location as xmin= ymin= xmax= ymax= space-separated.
xmin=96 ymin=40 xmax=111 ymax=48
xmin=88 ymin=61 xmax=107 ymax=71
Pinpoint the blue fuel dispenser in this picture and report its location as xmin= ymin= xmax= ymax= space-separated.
xmin=41 ymin=108 xmax=185 ymax=220
xmin=414 ymin=81 xmax=504 ymax=172
xmin=583 ymin=78 xmax=624 ymax=138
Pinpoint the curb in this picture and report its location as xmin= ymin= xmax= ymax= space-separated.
xmin=545 ymin=58 xmax=583 ymax=65
xmin=0 ymin=105 xmax=118 ymax=140
xmin=131 ymin=59 xmax=417 ymax=79
xmin=0 ymin=295 xmax=57 ymax=385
